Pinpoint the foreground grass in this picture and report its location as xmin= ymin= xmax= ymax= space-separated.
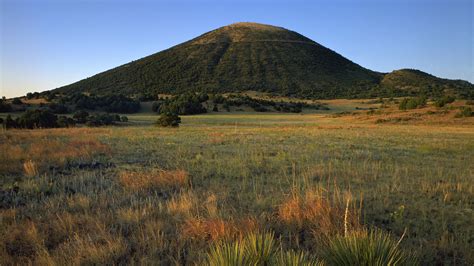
xmin=0 ymin=113 xmax=473 ymax=264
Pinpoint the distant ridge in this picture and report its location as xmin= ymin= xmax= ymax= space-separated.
xmin=53 ymin=22 xmax=473 ymax=99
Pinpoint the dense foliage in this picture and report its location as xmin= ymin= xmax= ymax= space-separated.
xmin=222 ymin=94 xmax=328 ymax=113
xmin=0 ymin=98 xmax=12 ymax=112
xmin=156 ymin=112 xmax=181 ymax=127
xmin=399 ymin=96 xmax=427 ymax=110
xmin=153 ymin=93 xmax=208 ymax=115
xmin=58 ymin=93 xmax=140 ymax=113
xmin=3 ymin=109 xmax=126 ymax=129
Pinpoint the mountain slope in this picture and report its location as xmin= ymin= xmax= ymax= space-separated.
xmin=381 ymin=69 xmax=472 ymax=97
xmin=54 ymin=22 xmax=382 ymax=98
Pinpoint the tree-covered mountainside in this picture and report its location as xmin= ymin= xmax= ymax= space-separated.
xmin=52 ymin=22 xmax=473 ymax=99
xmin=381 ymin=69 xmax=473 ymax=98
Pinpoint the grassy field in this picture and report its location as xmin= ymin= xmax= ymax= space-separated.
xmin=1 ymin=110 xmax=473 ymax=264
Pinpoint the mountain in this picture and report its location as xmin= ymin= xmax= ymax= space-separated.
xmin=53 ymin=22 xmax=472 ymax=99
xmin=381 ymin=69 xmax=472 ymax=97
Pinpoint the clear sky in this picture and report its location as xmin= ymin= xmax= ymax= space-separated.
xmin=1 ymin=0 xmax=472 ymax=98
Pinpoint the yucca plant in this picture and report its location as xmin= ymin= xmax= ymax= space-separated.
xmin=243 ymin=231 xmax=277 ymax=265
xmin=207 ymin=231 xmax=277 ymax=266
xmin=276 ymin=250 xmax=325 ymax=266
xmin=323 ymin=229 xmax=417 ymax=266
xmin=207 ymin=241 xmax=247 ymax=266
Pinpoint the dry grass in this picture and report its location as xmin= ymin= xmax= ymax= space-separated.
xmin=119 ymin=169 xmax=189 ymax=192
xmin=23 ymin=160 xmax=38 ymax=177
xmin=167 ymin=191 xmax=197 ymax=217
xmin=0 ymin=129 xmax=110 ymax=175
xmin=181 ymin=217 xmax=260 ymax=243
xmin=278 ymin=188 xmax=360 ymax=239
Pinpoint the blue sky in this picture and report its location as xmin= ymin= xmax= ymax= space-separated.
xmin=1 ymin=0 xmax=472 ymax=98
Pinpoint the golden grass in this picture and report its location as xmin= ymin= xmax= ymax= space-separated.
xmin=119 ymin=169 xmax=188 ymax=192
xmin=1 ymin=221 xmax=45 ymax=264
xmin=167 ymin=191 xmax=197 ymax=217
xmin=23 ymin=160 xmax=38 ymax=177
xmin=181 ymin=217 xmax=260 ymax=243
xmin=277 ymin=188 xmax=360 ymax=238
xmin=0 ymin=130 xmax=111 ymax=175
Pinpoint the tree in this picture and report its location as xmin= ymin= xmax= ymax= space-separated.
xmin=57 ymin=116 xmax=76 ymax=127
xmin=12 ymin=98 xmax=22 ymax=105
xmin=156 ymin=112 xmax=181 ymax=127
xmin=73 ymin=110 xmax=89 ymax=123
xmin=16 ymin=110 xmax=58 ymax=129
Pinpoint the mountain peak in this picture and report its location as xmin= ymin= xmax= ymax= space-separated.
xmin=190 ymin=22 xmax=313 ymax=45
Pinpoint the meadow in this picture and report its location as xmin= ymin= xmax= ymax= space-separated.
xmin=1 ymin=109 xmax=473 ymax=264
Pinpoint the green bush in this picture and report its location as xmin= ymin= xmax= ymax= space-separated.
xmin=454 ymin=107 xmax=473 ymax=118
xmin=156 ymin=112 xmax=181 ymax=127
xmin=434 ymin=96 xmax=455 ymax=108
xmin=57 ymin=116 xmax=76 ymax=128
xmin=155 ymin=93 xmax=208 ymax=115
xmin=121 ymin=116 xmax=129 ymax=122
xmin=399 ymin=97 xmax=426 ymax=110
xmin=73 ymin=110 xmax=90 ymax=123
xmin=85 ymin=113 xmax=116 ymax=127
xmin=323 ymin=229 xmax=417 ymax=266
xmin=16 ymin=110 xmax=58 ymax=129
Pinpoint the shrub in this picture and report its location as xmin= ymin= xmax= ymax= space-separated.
xmin=16 ymin=109 xmax=58 ymax=129
xmin=434 ymin=96 xmax=455 ymax=107
xmin=323 ymin=229 xmax=417 ymax=265
xmin=156 ymin=93 xmax=208 ymax=115
xmin=454 ymin=106 xmax=473 ymax=118
xmin=73 ymin=110 xmax=89 ymax=123
xmin=85 ymin=113 xmax=116 ymax=126
xmin=156 ymin=112 xmax=181 ymax=127
xmin=399 ymin=97 xmax=426 ymax=110
xmin=0 ymin=98 xmax=12 ymax=112
xmin=12 ymin=98 xmax=23 ymax=105
xmin=57 ymin=116 xmax=76 ymax=127
xmin=48 ymin=103 xmax=69 ymax=114
xmin=121 ymin=116 xmax=128 ymax=122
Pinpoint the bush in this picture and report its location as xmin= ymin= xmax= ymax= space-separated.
xmin=15 ymin=110 xmax=58 ymax=129
xmin=48 ymin=103 xmax=69 ymax=114
xmin=85 ymin=113 xmax=116 ymax=127
xmin=156 ymin=112 xmax=181 ymax=127
xmin=121 ymin=116 xmax=128 ymax=122
xmin=454 ymin=107 xmax=473 ymax=118
xmin=0 ymin=98 xmax=12 ymax=112
xmin=323 ymin=229 xmax=417 ymax=265
xmin=434 ymin=96 xmax=455 ymax=108
xmin=12 ymin=98 xmax=23 ymax=105
xmin=73 ymin=110 xmax=89 ymax=123
xmin=399 ymin=97 xmax=426 ymax=110
xmin=57 ymin=116 xmax=76 ymax=128
xmin=156 ymin=93 xmax=208 ymax=115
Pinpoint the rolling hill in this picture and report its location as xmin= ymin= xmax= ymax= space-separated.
xmin=53 ymin=22 xmax=473 ymax=99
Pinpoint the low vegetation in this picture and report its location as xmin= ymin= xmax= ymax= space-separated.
xmin=0 ymin=100 xmax=473 ymax=265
